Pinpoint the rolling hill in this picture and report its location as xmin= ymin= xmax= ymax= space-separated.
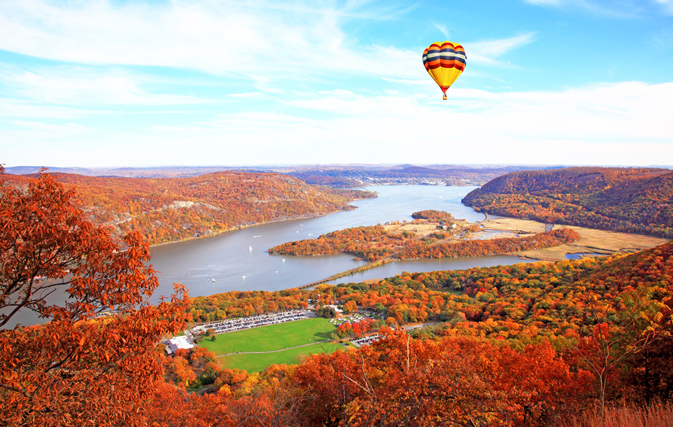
xmin=0 ymin=171 xmax=374 ymax=245
xmin=462 ymin=167 xmax=673 ymax=238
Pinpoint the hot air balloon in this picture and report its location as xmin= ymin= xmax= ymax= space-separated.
xmin=422 ymin=41 xmax=466 ymax=100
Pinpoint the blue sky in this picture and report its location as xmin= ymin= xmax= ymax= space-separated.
xmin=1 ymin=0 xmax=672 ymax=168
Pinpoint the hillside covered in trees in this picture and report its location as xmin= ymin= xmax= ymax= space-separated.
xmin=0 ymin=171 xmax=374 ymax=245
xmin=463 ymin=167 xmax=673 ymax=238
xmin=158 ymin=230 xmax=673 ymax=426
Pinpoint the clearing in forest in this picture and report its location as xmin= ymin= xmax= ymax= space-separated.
xmin=198 ymin=317 xmax=342 ymax=372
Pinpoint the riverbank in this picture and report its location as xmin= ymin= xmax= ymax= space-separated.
xmin=284 ymin=216 xmax=670 ymax=287
xmin=148 ymin=212 xmax=333 ymax=249
xmin=148 ymin=185 xmax=606 ymax=300
xmin=148 ymin=192 xmax=376 ymax=249
xmin=477 ymin=217 xmax=669 ymax=261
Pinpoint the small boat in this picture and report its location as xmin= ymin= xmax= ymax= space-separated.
xmin=212 ymin=278 xmax=216 ymax=282
xmin=242 ymin=275 xmax=246 ymax=279
xmin=249 ymin=245 xmax=252 ymax=251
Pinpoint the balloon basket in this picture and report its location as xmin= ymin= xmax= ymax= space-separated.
xmin=442 ymin=93 xmax=447 ymax=100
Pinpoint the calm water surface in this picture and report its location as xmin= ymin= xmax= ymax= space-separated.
xmin=149 ymin=185 xmax=531 ymax=302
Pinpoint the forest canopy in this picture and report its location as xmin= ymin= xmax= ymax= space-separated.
xmin=463 ymin=167 xmax=673 ymax=238
xmin=0 ymin=170 xmax=375 ymax=246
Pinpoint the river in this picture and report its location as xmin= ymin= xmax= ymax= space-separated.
xmin=5 ymin=185 xmax=534 ymax=328
xmin=149 ymin=185 xmax=532 ymax=303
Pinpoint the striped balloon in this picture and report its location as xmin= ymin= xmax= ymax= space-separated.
xmin=422 ymin=41 xmax=467 ymax=100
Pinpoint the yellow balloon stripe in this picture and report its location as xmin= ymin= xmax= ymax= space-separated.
xmin=428 ymin=67 xmax=463 ymax=92
xmin=422 ymin=41 xmax=466 ymax=98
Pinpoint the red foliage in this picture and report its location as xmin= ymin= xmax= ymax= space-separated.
xmin=291 ymin=328 xmax=590 ymax=426
xmin=0 ymin=169 xmax=188 ymax=425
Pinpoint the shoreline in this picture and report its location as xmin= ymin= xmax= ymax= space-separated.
xmin=149 ymin=212 xmax=327 ymax=249
xmin=274 ymin=217 xmax=669 ymax=286
xmin=148 ymin=194 xmax=374 ymax=249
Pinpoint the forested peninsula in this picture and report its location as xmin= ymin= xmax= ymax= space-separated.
xmin=269 ymin=211 xmax=581 ymax=262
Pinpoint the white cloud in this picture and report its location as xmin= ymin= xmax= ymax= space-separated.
xmin=0 ymin=0 xmax=413 ymax=80
xmin=0 ymin=0 xmax=536 ymax=86
xmin=11 ymin=119 xmax=86 ymax=134
xmin=0 ymin=99 xmax=93 ymax=119
xmin=523 ymin=0 xmax=673 ymax=17
xmin=8 ymin=80 xmax=668 ymax=168
xmin=465 ymin=33 xmax=536 ymax=66
xmin=3 ymin=67 xmax=208 ymax=105
xmin=654 ymin=0 xmax=673 ymax=14
xmin=433 ymin=23 xmax=449 ymax=38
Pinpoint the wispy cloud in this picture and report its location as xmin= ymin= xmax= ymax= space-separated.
xmin=6 ymin=80 xmax=669 ymax=167
xmin=11 ymin=119 xmax=86 ymax=134
xmin=0 ymin=0 xmax=538 ymax=87
xmin=522 ymin=0 xmax=672 ymax=17
xmin=465 ymin=33 xmax=536 ymax=65
xmin=2 ymin=66 xmax=208 ymax=106
xmin=0 ymin=99 xmax=94 ymax=119
xmin=0 ymin=0 xmax=413 ymax=80
xmin=654 ymin=0 xmax=673 ymax=15
xmin=433 ymin=23 xmax=449 ymax=38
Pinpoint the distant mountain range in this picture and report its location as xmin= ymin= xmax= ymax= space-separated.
xmin=4 ymin=164 xmax=564 ymax=187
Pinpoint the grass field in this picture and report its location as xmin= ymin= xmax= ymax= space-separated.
xmin=217 ymin=342 xmax=344 ymax=373
xmin=198 ymin=317 xmax=341 ymax=372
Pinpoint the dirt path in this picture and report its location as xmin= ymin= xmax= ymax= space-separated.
xmin=215 ymin=339 xmax=332 ymax=358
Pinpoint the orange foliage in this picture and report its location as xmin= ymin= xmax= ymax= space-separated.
xmin=0 ymin=170 xmax=374 ymax=246
xmin=4 ymin=167 xmax=673 ymax=425
xmin=291 ymin=328 xmax=590 ymax=426
xmin=271 ymin=223 xmax=580 ymax=262
xmin=0 ymin=168 xmax=187 ymax=426
xmin=463 ymin=167 xmax=673 ymax=238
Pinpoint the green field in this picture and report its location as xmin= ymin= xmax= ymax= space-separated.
xmin=199 ymin=317 xmax=342 ymax=372
xmin=218 ymin=342 xmax=344 ymax=373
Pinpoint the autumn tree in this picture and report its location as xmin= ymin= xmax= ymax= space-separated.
xmin=290 ymin=328 xmax=589 ymax=426
xmin=0 ymin=168 xmax=188 ymax=426
xmin=343 ymin=300 xmax=358 ymax=314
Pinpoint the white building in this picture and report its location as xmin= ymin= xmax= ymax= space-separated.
xmin=325 ymin=304 xmax=343 ymax=314
xmin=165 ymin=336 xmax=194 ymax=354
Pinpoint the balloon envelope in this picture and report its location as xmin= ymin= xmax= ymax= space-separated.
xmin=422 ymin=41 xmax=466 ymax=99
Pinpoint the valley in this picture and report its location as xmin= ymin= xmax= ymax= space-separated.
xmin=3 ymin=165 xmax=673 ymax=426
